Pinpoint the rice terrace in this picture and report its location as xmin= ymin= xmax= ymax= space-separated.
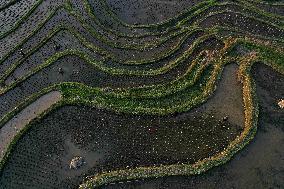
xmin=0 ymin=0 xmax=283 ymax=188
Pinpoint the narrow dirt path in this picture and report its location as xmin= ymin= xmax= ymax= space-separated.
xmin=0 ymin=91 xmax=62 ymax=161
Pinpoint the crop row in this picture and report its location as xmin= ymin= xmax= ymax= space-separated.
xmin=0 ymin=0 xmax=283 ymax=188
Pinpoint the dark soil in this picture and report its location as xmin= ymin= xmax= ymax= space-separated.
xmin=199 ymin=12 xmax=284 ymax=40
xmin=0 ymin=35 xmax=224 ymax=118
xmin=95 ymin=0 xmax=204 ymax=25
xmin=0 ymin=64 xmax=244 ymax=189
xmin=255 ymin=2 xmax=284 ymax=16
xmin=0 ymin=0 xmax=65 ymax=60
xmin=1 ymin=1 xmax=283 ymax=189
xmin=100 ymin=63 xmax=284 ymax=189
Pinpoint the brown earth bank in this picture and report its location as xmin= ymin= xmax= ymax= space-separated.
xmin=0 ymin=0 xmax=283 ymax=189
xmin=0 ymin=64 xmax=244 ymax=189
xmin=100 ymin=63 xmax=284 ymax=189
xmin=0 ymin=91 xmax=62 ymax=161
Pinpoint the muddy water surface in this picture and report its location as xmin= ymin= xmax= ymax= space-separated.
xmin=0 ymin=64 xmax=245 ymax=189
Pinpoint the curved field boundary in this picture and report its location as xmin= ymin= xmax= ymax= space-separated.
xmin=1 ymin=0 xmax=282 ymax=45
xmin=0 ymin=31 xmax=216 ymax=88
xmin=0 ymin=0 xmax=284 ymax=188
xmin=1 ymin=21 xmax=281 ymax=83
xmin=82 ymin=0 xmax=284 ymax=44
xmin=0 ymin=37 xmax=283 ymax=188
xmin=0 ymin=5 xmax=65 ymax=61
xmin=0 ymin=0 xmax=19 ymax=11
xmin=0 ymin=38 xmax=283 ymax=114
xmin=0 ymin=91 xmax=62 ymax=160
xmin=0 ymin=38 xmax=282 ymax=126
xmin=96 ymin=0 xmax=284 ymax=30
xmin=1 ymin=0 xmax=283 ymax=65
xmin=0 ymin=52 xmax=260 ymax=188
xmin=78 ymin=56 xmax=259 ymax=188
xmin=0 ymin=0 xmax=43 ymax=39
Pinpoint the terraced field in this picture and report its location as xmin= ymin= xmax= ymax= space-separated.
xmin=0 ymin=0 xmax=283 ymax=188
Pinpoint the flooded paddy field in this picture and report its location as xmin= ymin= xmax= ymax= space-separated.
xmin=0 ymin=0 xmax=283 ymax=188
xmin=0 ymin=64 xmax=244 ymax=188
xmin=102 ymin=63 xmax=284 ymax=189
